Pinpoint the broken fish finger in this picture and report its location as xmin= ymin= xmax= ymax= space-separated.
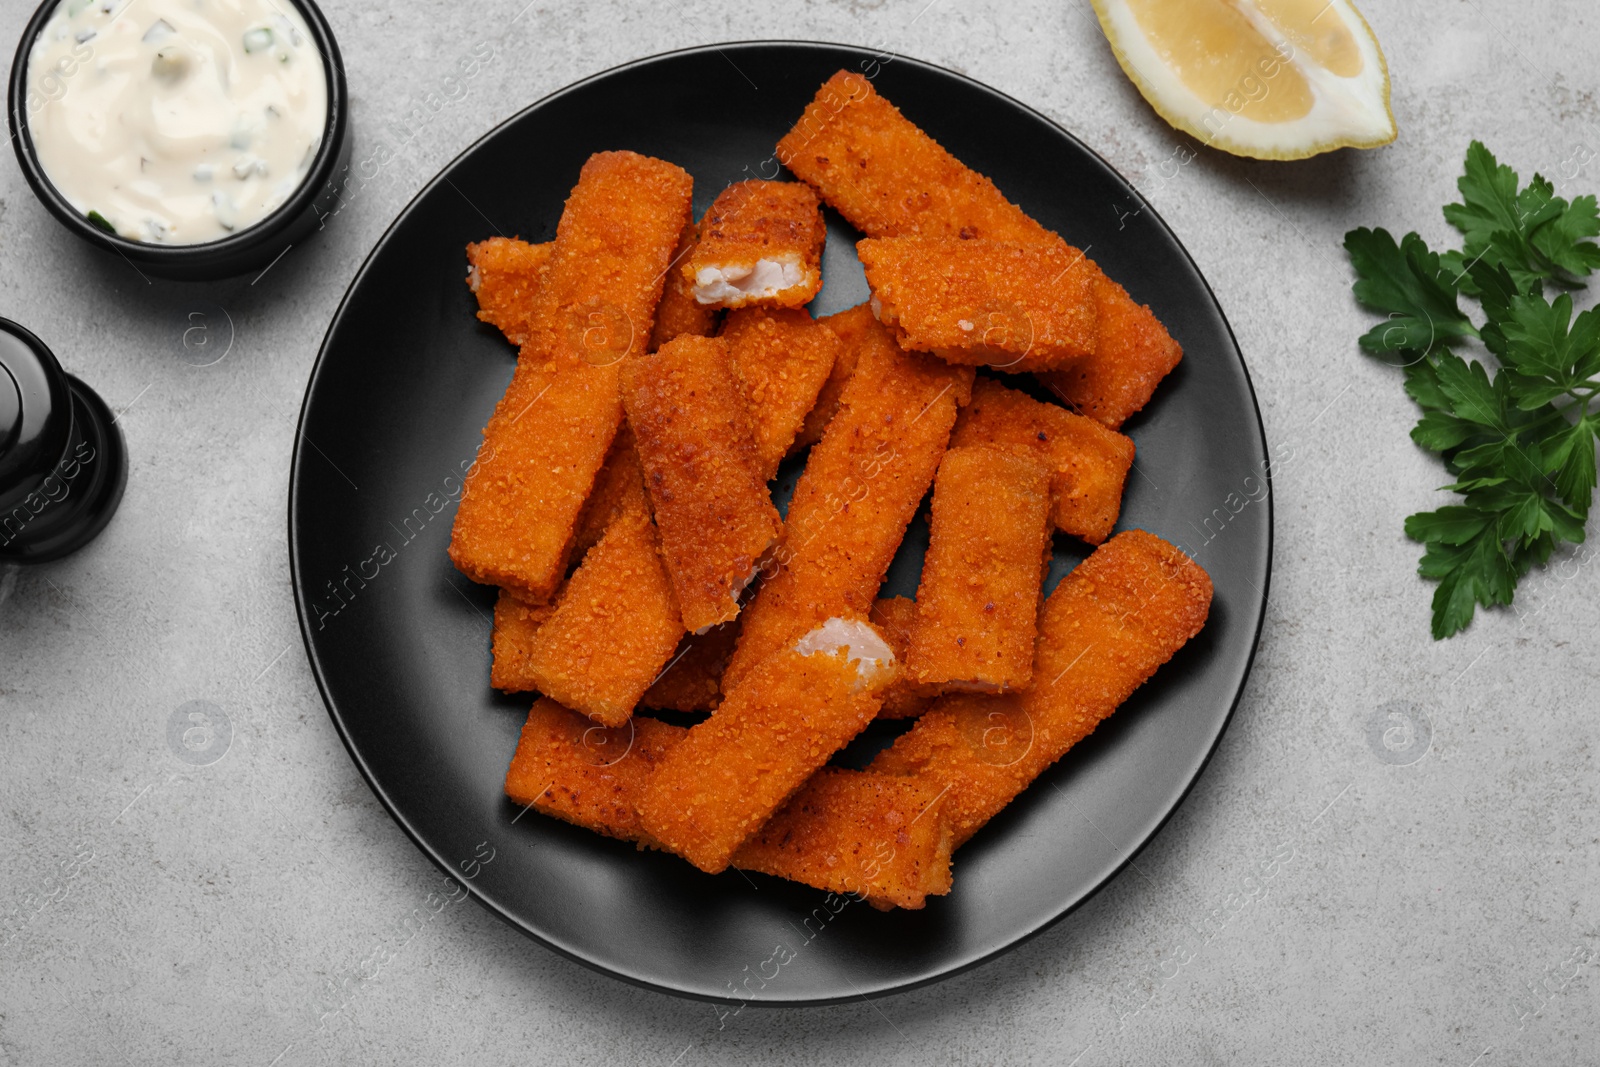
xmin=638 ymin=618 xmax=896 ymax=874
xmin=686 ymin=180 xmax=825 ymax=309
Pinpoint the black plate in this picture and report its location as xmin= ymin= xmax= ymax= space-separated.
xmin=290 ymin=41 xmax=1271 ymax=1005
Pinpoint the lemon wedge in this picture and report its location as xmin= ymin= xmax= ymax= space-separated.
xmin=1090 ymin=0 xmax=1397 ymax=160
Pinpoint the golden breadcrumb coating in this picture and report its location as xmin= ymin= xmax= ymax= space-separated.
xmin=721 ymin=308 xmax=973 ymax=693
xmin=489 ymin=309 xmax=836 ymax=712
xmin=650 ymin=217 xmax=721 ymax=351
xmin=721 ymin=307 xmax=842 ymax=479
xmin=640 ymin=621 xmax=741 ymax=713
xmin=732 ymin=769 xmax=953 ymax=910
xmin=1037 ymin=275 xmax=1185 ymax=429
xmin=906 ymin=447 xmax=1051 ymax=692
xmin=504 ymin=698 xmax=685 ymax=845
xmin=467 ymin=225 xmax=717 ymax=357
xmin=523 ymin=486 xmax=684 ymax=727
xmin=566 ymin=424 xmax=643 ymax=565
xmin=777 ymin=71 xmax=1181 ymax=427
xmin=639 ymin=647 xmax=886 ymax=873
xmin=486 ymin=316 xmax=839 ymax=710
xmin=465 ymin=237 xmax=554 ymax=348
xmin=490 ymin=430 xmax=658 ymax=705
xmin=685 ymin=181 xmax=825 ymax=309
xmin=622 ymin=335 xmax=782 ymax=632
xmin=450 ymin=151 xmax=693 ymax=602
xmin=868 ymin=596 xmax=935 ymax=719
xmin=950 ymin=377 xmax=1134 ymax=545
xmin=777 ymin=71 xmax=1050 ymax=244
xmin=857 ymin=237 xmax=1097 ymax=371
xmin=502 ymin=701 xmax=950 ymax=909
xmin=792 ymin=305 xmax=868 ymax=452
xmin=490 ymin=589 xmax=558 ymax=692
xmin=873 ymin=530 xmax=1213 ymax=846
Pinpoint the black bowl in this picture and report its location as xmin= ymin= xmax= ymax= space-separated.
xmin=6 ymin=0 xmax=352 ymax=282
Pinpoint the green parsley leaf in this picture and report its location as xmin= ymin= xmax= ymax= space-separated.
xmin=1410 ymin=409 xmax=1474 ymax=452
xmin=1492 ymin=291 xmax=1600 ymax=409
xmin=1430 ymin=349 xmax=1505 ymax=430
xmin=1403 ymin=506 xmax=1490 ymax=545
xmin=1510 ymin=530 xmax=1557 ymax=578
xmin=1532 ymin=194 xmax=1600 ymax=278
xmin=1343 ymin=227 xmax=1477 ymax=357
xmin=1412 ymin=524 xmax=1516 ymax=639
xmin=1545 ymin=415 xmax=1599 ymax=514
xmin=1442 ymin=141 xmax=1528 ymax=250
xmin=1443 ymin=140 xmax=1600 ymax=289
xmin=1402 ymin=358 xmax=1452 ymax=411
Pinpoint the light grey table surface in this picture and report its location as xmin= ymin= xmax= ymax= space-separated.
xmin=4 ymin=1 xmax=1599 ymax=1063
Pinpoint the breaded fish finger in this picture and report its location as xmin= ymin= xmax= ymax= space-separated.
xmin=450 ymin=151 xmax=693 ymax=602
xmin=721 ymin=307 xmax=842 ymax=479
xmin=857 ymin=237 xmax=1097 ymax=371
xmin=504 ymin=698 xmax=685 ymax=845
xmin=777 ymin=71 xmax=1047 ymax=243
xmin=623 ymin=335 xmax=783 ymax=632
xmin=523 ymin=482 xmax=684 ymax=727
xmin=1037 ymin=276 xmax=1185 ymax=430
xmin=732 ymin=769 xmax=954 ymax=910
xmin=950 ymin=377 xmax=1134 ymax=545
xmin=639 ymin=620 xmax=896 ymax=874
xmin=466 ymin=236 xmax=553 ymax=348
xmin=873 ymin=529 xmax=1213 ymax=845
xmin=720 ymin=307 xmax=973 ymax=692
xmin=490 ymin=589 xmax=558 ymax=692
xmin=907 ymin=446 xmax=1051 ymax=692
xmin=777 ymin=72 xmax=1182 ymax=428
xmin=650 ymin=217 xmax=721 ymax=351
xmin=686 ymin=181 xmax=825 ymax=309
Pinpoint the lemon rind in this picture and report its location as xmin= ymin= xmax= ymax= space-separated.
xmin=1089 ymin=0 xmax=1398 ymax=161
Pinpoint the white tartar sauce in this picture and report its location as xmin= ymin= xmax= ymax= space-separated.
xmin=26 ymin=0 xmax=328 ymax=245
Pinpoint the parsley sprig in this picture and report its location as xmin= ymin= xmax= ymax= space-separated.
xmin=1344 ymin=141 xmax=1600 ymax=638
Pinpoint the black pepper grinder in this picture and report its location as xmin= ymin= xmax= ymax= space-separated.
xmin=0 ymin=317 xmax=127 ymax=563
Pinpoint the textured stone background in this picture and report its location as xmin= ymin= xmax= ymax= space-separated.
xmin=3 ymin=1 xmax=1599 ymax=1063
